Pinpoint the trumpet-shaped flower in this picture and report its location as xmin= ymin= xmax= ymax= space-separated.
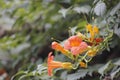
xmin=64 ymin=36 xmax=88 ymax=55
xmin=68 ymin=35 xmax=82 ymax=47
xmin=47 ymin=52 xmax=73 ymax=76
xmin=47 ymin=52 xmax=63 ymax=76
xmin=52 ymin=41 xmax=69 ymax=56
xmin=71 ymin=42 xmax=88 ymax=55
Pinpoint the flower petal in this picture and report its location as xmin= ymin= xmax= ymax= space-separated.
xmin=64 ymin=40 xmax=71 ymax=50
xmin=71 ymin=42 xmax=88 ymax=55
xmin=68 ymin=36 xmax=82 ymax=47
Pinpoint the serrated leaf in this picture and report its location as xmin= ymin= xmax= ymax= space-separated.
xmin=94 ymin=1 xmax=106 ymax=16
xmin=87 ymin=64 xmax=103 ymax=76
xmin=60 ymin=71 xmax=67 ymax=80
xmin=67 ymin=70 xmax=88 ymax=80
xmin=114 ymin=59 xmax=120 ymax=66
xmin=73 ymin=5 xmax=91 ymax=14
xmin=111 ymin=67 xmax=120 ymax=79
xmin=110 ymin=2 xmax=120 ymax=16
xmin=98 ymin=61 xmax=111 ymax=74
xmin=114 ymin=24 xmax=120 ymax=38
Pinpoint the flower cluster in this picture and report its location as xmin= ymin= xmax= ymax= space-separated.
xmin=47 ymin=24 xmax=104 ymax=76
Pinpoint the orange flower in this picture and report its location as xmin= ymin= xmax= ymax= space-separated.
xmin=69 ymin=36 xmax=82 ymax=47
xmin=71 ymin=42 xmax=88 ymax=55
xmin=47 ymin=52 xmax=63 ymax=76
xmin=79 ymin=61 xmax=87 ymax=68
xmin=64 ymin=36 xmax=88 ymax=55
xmin=52 ymin=41 xmax=69 ymax=56
xmin=47 ymin=52 xmax=73 ymax=76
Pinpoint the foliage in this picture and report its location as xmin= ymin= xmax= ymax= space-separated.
xmin=0 ymin=0 xmax=119 ymax=80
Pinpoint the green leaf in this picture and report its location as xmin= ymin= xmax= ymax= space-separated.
xmin=0 ymin=50 xmax=11 ymax=61
xmin=111 ymin=67 xmax=120 ymax=79
xmin=18 ymin=73 xmax=33 ymax=80
xmin=114 ymin=25 xmax=120 ymax=38
xmin=60 ymin=71 xmax=67 ymax=80
xmin=94 ymin=1 xmax=106 ymax=16
xmin=114 ymin=59 xmax=120 ymax=66
xmin=11 ymin=71 xmax=28 ymax=80
xmin=87 ymin=64 xmax=103 ymax=76
xmin=110 ymin=2 xmax=120 ymax=16
xmin=98 ymin=61 xmax=111 ymax=74
xmin=36 ymin=64 xmax=47 ymax=75
xmin=67 ymin=70 xmax=88 ymax=80
xmin=73 ymin=5 xmax=91 ymax=14
xmin=58 ymin=8 xmax=69 ymax=18
xmin=11 ymin=64 xmax=48 ymax=80
xmin=70 ymin=27 xmax=77 ymax=35
xmin=10 ymin=43 xmax=30 ymax=54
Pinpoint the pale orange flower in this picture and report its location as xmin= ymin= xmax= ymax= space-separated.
xmin=71 ymin=42 xmax=88 ymax=55
xmin=47 ymin=52 xmax=63 ymax=76
xmin=64 ymin=36 xmax=88 ymax=55
xmin=52 ymin=41 xmax=69 ymax=56
xmin=47 ymin=52 xmax=73 ymax=76
xmin=68 ymin=35 xmax=82 ymax=47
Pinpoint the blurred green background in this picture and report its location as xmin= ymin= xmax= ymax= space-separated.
xmin=0 ymin=0 xmax=119 ymax=80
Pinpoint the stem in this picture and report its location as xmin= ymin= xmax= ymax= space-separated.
xmin=78 ymin=52 xmax=88 ymax=62
xmin=82 ymin=13 xmax=88 ymax=23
